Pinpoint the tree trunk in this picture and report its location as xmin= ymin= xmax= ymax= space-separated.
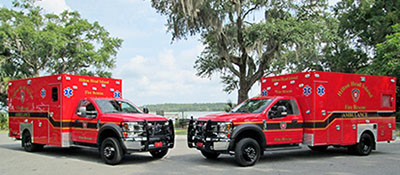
xmin=237 ymin=86 xmax=249 ymax=104
xmin=237 ymin=70 xmax=251 ymax=104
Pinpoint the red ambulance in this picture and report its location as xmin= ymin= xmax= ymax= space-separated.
xmin=188 ymin=71 xmax=397 ymax=166
xmin=8 ymin=74 xmax=174 ymax=165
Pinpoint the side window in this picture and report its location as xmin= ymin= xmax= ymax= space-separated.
xmin=52 ymin=87 xmax=58 ymax=102
xmin=76 ymin=100 xmax=98 ymax=118
xmin=268 ymin=100 xmax=297 ymax=118
xmin=382 ymin=94 xmax=392 ymax=107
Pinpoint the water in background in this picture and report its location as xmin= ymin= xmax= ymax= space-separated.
xmin=150 ymin=111 xmax=224 ymax=120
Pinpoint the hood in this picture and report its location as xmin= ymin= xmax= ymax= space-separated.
xmin=197 ymin=112 xmax=261 ymax=122
xmin=101 ymin=113 xmax=167 ymax=122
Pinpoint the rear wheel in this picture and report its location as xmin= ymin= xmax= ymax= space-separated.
xmin=22 ymin=131 xmax=43 ymax=152
xmin=150 ymin=149 xmax=168 ymax=159
xmin=308 ymin=145 xmax=328 ymax=152
xmin=100 ymin=137 xmax=123 ymax=165
xmin=353 ymin=133 xmax=373 ymax=156
xmin=201 ymin=150 xmax=220 ymax=159
xmin=234 ymin=138 xmax=260 ymax=166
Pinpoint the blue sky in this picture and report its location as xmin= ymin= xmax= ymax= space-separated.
xmin=1 ymin=0 xmax=339 ymax=106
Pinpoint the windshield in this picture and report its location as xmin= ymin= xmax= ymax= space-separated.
xmin=230 ymin=98 xmax=274 ymax=113
xmin=94 ymin=99 xmax=142 ymax=114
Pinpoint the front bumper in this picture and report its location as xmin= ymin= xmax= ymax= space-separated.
xmin=122 ymin=120 xmax=175 ymax=152
xmin=187 ymin=119 xmax=231 ymax=152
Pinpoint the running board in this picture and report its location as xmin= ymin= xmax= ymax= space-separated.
xmin=264 ymin=144 xmax=301 ymax=151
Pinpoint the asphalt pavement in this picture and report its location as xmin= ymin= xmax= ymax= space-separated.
xmin=0 ymin=133 xmax=399 ymax=175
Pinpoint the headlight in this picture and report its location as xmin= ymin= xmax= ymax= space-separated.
xmin=217 ymin=122 xmax=232 ymax=133
xmin=121 ymin=121 xmax=144 ymax=138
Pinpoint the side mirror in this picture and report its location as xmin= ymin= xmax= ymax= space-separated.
xmin=277 ymin=106 xmax=287 ymax=117
xmin=77 ymin=107 xmax=86 ymax=117
xmin=143 ymin=107 xmax=149 ymax=114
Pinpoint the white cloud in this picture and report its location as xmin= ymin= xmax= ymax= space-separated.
xmin=113 ymin=45 xmax=239 ymax=105
xmin=35 ymin=0 xmax=70 ymax=14
xmin=0 ymin=3 xmax=3 ymax=8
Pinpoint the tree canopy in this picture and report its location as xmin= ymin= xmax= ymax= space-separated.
xmin=151 ymin=0 xmax=335 ymax=103
xmin=0 ymin=0 xmax=123 ymax=109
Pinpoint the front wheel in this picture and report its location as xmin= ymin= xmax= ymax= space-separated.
xmin=22 ymin=131 xmax=43 ymax=152
xmin=100 ymin=137 xmax=123 ymax=165
xmin=353 ymin=133 xmax=373 ymax=156
xmin=201 ymin=150 xmax=220 ymax=159
xmin=150 ymin=149 xmax=168 ymax=159
xmin=234 ymin=138 xmax=261 ymax=166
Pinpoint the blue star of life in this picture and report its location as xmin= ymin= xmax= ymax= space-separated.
xmin=40 ymin=88 xmax=46 ymax=98
xmin=64 ymin=87 xmax=73 ymax=98
xmin=262 ymin=89 xmax=268 ymax=96
xmin=114 ymin=90 xmax=121 ymax=98
xmin=303 ymin=85 xmax=311 ymax=96
xmin=317 ymin=85 xmax=325 ymax=97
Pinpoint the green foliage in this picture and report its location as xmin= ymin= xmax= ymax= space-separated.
xmin=325 ymin=0 xmax=400 ymax=74
xmin=143 ymin=102 xmax=231 ymax=112
xmin=0 ymin=0 xmax=123 ymax=108
xmin=335 ymin=0 xmax=400 ymax=47
xmin=363 ymin=24 xmax=400 ymax=118
xmin=151 ymin=0 xmax=334 ymax=103
xmin=0 ymin=113 xmax=8 ymax=130
xmin=174 ymin=128 xmax=188 ymax=135
xmin=333 ymin=0 xmax=400 ymax=115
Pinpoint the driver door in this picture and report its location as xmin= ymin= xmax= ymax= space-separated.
xmin=265 ymin=99 xmax=303 ymax=145
xmin=71 ymin=100 xmax=99 ymax=144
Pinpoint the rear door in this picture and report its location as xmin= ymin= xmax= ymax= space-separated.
xmin=265 ymin=99 xmax=303 ymax=145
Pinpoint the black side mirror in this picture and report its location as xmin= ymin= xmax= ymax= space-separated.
xmin=77 ymin=107 xmax=86 ymax=117
xmin=143 ymin=107 xmax=149 ymax=114
xmin=277 ymin=106 xmax=287 ymax=117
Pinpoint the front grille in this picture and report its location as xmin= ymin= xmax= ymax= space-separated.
xmin=192 ymin=120 xmax=219 ymax=138
xmin=144 ymin=121 xmax=171 ymax=137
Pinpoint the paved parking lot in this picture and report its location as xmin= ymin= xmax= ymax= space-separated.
xmin=0 ymin=133 xmax=399 ymax=175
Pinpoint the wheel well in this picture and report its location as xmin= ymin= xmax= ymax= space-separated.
xmin=22 ymin=129 xmax=29 ymax=135
xmin=234 ymin=130 xmax=264 ymax=149
xmin=361 ymin=130 xmax=376 ymax=149
xmin=22 ymin=129 xmax=30 ymax=137
xmin=98 ymin=129 xmax=121 ymax=146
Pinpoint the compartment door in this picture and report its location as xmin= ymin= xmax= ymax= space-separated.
xmin=48 ymin=84 xmax=62 ymax=146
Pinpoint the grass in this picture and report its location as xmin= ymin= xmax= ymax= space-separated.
xmin=0 ymin=130 xmax=8 ymax=133
xmin=175 ymin=128 xmax=188 ymax=135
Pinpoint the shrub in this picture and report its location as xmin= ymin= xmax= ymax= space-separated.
xmin=0 ymin=113 xmax=8 ymax=130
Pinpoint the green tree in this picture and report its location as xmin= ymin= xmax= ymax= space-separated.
xmin=151 ymin=0 xmax=334 ymax=103
xmin=327 ymin=0 xmax=400 ymax=74
xmin=0 ymin=0 xmax=123 ymax=108
xmin=364 ymin=24 xmax=400 ymax=115
xmin=332 ymin=0 xmax=400 ymax=114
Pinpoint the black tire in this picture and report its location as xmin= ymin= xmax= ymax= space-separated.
xmin=22 ymin=131 xmax=43 ymax=152
xmin=201 ymin=150 xmax=220 ymax=159
xmin=308 ymin=145 xmax=328 ymax=152
xmin=234 ymin=138 xmax=261 ymax=167
xmin=100 ymin=137 xmax=123 ymax=165
xmin=150 ymin=149 xmax=168 ymax=159
xmin=353 ymin=133 xmax=373 ymax=156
